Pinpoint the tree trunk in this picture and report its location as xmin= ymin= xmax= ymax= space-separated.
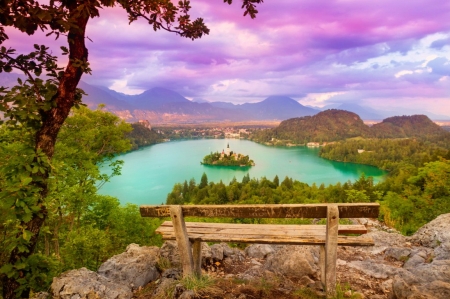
xmin=2 ymin=8 xmax=89 ymax=299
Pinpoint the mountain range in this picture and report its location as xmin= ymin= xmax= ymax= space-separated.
xmin=68 ymin=82 xmax=323 ymax=123
xmin=1 ymin=73 xmax=449 ymax=123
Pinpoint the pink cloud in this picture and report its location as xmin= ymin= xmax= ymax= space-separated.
xmin=2 ymin=0 xmax=450 ymax=116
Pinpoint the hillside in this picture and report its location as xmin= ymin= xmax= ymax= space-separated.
xmin=252 ymin=110 xmax=450 ymax=144
xmin=370 ymin=114 xmax=448 ymax=138
xmin=253 ymin=109 xmax=370 ymax=144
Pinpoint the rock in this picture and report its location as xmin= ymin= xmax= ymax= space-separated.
xmin=152 ymin=277 xmax=176 ymax=299
xmin=179 ymin=290 xmax=196 ymax=299
xmin=245 ymin=244 xmax=275 ymax=259
xmin=210 ymin=244 xmax=224 ymax=260
xmin=403 ymin=254 xmax=425 ymax=269
xmin=384 ymin=247 xmax=411 ymax=261
xmin=410 ymin=213 xmax=450 ymax=260
xmin=380 ymin=279 xmax=393 ymax=294
xmin=51 ymin=268 xmax=132 ymax=299
xmin=97 ymin=244 xmax=159 ymax=290
xmin=160 ymin=241 xmax=180 ymax=266
xmin=348 ymin=260 xmax=402 ymax=279
xmin=30 ymin=292 xmax=50 ymax=299
xmin=161 ymin=268 xmax=181 ymax=279
xmin=250 ymin=259 xmax=262 ymax=266
xmin=221 ymin=243 xmax=235 ymax=257
xmin=264 ymin=245 xmax=319 ymax=279
xmin=364 ymin=231 xmax=408 ymax=255
xmin=160 ymin=241 xmax=213 ymax=267
xmin=298 ymin=275 xmax=315 ymax=286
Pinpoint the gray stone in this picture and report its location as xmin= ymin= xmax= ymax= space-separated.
xmin=264 ymin=245 xmax=318 ymax=279
xmin=403 ymin=254 xmax=425 ymax=269
xmin=245 ymin=244 xmax=275 ymax=259
xmin=410 ymin=259 xmax=450 ymax=283
xmin=51 ymin=268 xmax=132 ymax=299
xmin=220 ymin=243 xmax=235 ymax=257
xmin=384 ymin=247 xmax=411 ymax=261
xmin=348 ymin=260 xmax=402 ymax=279
xmin=97 ymin=244 xmax=159 ymax=290
xmin=410 ymin=213 xmax=450 ymax=260
xmin=210 ymin=244 xmax=224 ymax=260
xmin=160 ymin=241 xmax=181 ymax=267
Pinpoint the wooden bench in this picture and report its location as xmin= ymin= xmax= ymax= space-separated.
xmin=140 ymin=203 xmax=379 ymax=297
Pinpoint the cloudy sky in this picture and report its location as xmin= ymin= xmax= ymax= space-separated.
xmin=5 ymin=0 xmax=450 ymax=116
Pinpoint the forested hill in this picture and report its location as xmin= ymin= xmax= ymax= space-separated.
xmin=251 ymin=109 xmax=370 ymax=144
xmin=371 ymin=115 xmax=447 ymax=138
xmin=251 ymin=110 xmax=450 ymax=145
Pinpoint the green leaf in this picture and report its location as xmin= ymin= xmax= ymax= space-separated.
xmin=21 ymin=177 xmax=33 ymax=185
xmin=23 ymin=230 xmax=32 ymax=241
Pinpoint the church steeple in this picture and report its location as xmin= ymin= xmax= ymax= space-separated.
xmin=226 ymin=143 xmax=230 ymax=156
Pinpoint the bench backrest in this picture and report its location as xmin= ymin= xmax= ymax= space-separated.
xmin=140 ymin=203 xmax=380 ymax=219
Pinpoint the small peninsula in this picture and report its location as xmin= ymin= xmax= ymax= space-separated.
xmin=201 ymin=144 xmax=255 ymax=167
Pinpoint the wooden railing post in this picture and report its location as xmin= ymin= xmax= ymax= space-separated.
xmin=319 ymin=245 xmax=326 ymax=288
xmin=193 ymin=241 xmax=202 ymax=277
xmin=325 ymin=204 xmax=339 ymax=297
xmin=170 ymin=205 xmax=194 ymax=277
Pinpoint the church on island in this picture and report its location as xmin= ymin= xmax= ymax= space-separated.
xmin=201 ymin=143 xmax=255 ymax=167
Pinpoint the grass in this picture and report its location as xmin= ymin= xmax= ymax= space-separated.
xmin=156 ymin=257 xmax=172 ymax=271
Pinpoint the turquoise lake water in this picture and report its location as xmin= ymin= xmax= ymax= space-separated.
xmin=99 ymin=139 xmax=386 ymax=205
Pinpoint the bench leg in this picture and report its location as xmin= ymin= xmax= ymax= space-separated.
xmin=193 ymin=241 xmax=202 ymax=277
xmin=170 ymin=205 xmax=194 ymax=277
xmin=319 ymin=245 xmax=326 ymax=288
xmin=325 ymin=205 xmax=339 ymax=297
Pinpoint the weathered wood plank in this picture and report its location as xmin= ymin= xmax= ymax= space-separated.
xmin=170 ymin=206 xmax=194 ymax=277
xmin=155 ymin=233 xmax=374 ymax=246
xmin=157 ymin=221 xmax=368 ymax=235
xmin=192 ymin=241 xmax=202 ymax=277
xmin=325 ymin=205 xmax=339 ymax=297
xmin=140 ymin=203 xmax=380 ymax=219
xmin=320 ymin=245 xmax=325 ymax=288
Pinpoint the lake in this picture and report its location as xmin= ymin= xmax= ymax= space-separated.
xmin=99 ymin=139 xmax=386 ymax=205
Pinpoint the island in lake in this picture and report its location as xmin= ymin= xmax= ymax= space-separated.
xmin=201 ymin=143 xmax=255 ymax=167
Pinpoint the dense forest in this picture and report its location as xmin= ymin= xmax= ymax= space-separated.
xmin=250 ymin=110 xmax=450 ymax=145
xmin=126 ymin=122 xmax=163 ymax=150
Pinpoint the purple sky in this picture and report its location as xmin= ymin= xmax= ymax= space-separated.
xmin=5 ymin=0 xmax=450 ymax=116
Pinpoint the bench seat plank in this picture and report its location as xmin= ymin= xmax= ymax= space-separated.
xmin=157 ymin=221 xmax=368 ymax=235
xmin=157 ymin=233 xmax=374 ymax=246
xmin=155 ymin=221 xmax=374 ymax=246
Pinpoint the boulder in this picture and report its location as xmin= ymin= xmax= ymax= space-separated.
xmin=264 ymin=245 xmax=319 ymax=279
xmin=160 ymin=241 xmax=212 ymax=266
xmin=160 ymin=241 xmax=181 ymax=266
xmin=245 ymin=244 xmax=275 ymax=259
xmin=97 ymin=243 xmax=159 ymax=290
xmin=410 ymin=213 xmax=450 ymax=260
xmin=51 ymin=268 xmax=132 ymax=299
xmin=210 ymin=244 xmax=224 ymax=260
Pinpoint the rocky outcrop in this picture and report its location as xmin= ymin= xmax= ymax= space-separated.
xmin=51 ymin=268 xmax=133 ymax=299
xmin=47 ymin=214 xmax=450 ymax=299
xmin=51 ymin=244 xmax=160 ymax=299
xmin=97 ymin=243 xmax=160 ymax=290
